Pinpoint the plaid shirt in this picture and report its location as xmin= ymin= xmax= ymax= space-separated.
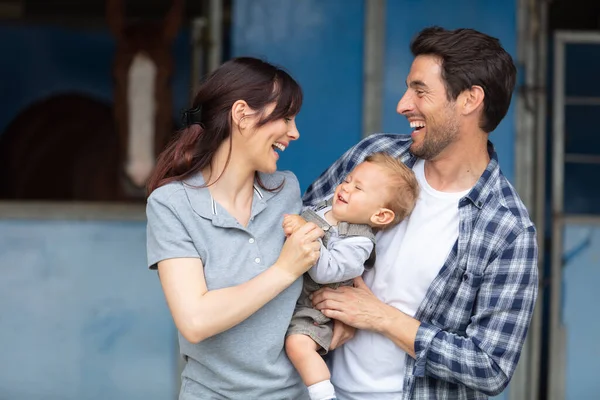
xmin=303 ymin=134 xmax=538 ymax=399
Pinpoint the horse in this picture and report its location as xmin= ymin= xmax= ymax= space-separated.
xmin=0 ymin=0 xmax=183 ymax=201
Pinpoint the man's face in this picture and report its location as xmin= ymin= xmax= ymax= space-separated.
xmin=396 ymin=55 xmax=460 ymax=160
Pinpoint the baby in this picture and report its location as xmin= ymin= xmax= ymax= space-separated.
xmin=283 ymin=152 xmax=420 ymax=400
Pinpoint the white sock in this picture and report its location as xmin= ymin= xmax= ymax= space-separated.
xmin=307 ymin=380 xmax=336 ymax=400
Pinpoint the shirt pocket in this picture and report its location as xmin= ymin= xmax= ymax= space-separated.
xmin=431 ymin=267 xmax=484 ymax=335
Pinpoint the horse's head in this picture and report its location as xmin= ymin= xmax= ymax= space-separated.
xmin=106 ymin=0 xmax=183 ymax=189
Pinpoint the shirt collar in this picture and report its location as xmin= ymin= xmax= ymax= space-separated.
xmin=403 ymin=140 xmax=500 ymax=210
xmin=182 ymin=171 xmax=282 ymax=222
xmin=181 ymin=172 xmax=212 ymax=219
xmin=462 ymin=141 xmax=500 ymax=209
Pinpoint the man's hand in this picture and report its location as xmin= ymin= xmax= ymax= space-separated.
xmin=329 ymin=319 xmax=356 ymax=350
xmin=313 ymin=276 xmax=420 ymax=358
xmin=282 ymin=214 xmax=308 ymax=237
xmin=311 ymin=277 xmax=392 ymax=332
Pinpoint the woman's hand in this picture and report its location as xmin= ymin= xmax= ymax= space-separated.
xmin=275 ymin=221 xmax=323 ymax=278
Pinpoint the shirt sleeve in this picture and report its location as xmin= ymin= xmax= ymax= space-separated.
xmin=412 ymin=226 xmax=539 ymax=396
xmin=146 ymin=189 xmax=201 ymax=270
xmin=308 ymin=236 xmax=374 ymax=284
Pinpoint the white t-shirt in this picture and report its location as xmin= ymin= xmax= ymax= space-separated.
xmin=330 ymin=159 xmax=470 ymax=400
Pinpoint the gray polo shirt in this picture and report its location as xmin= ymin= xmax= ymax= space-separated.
xmin=146 ymin=170 xmax=308 ymax=400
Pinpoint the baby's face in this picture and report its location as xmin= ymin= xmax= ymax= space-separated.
xmin=331 ymin=161 xmax=391 ymax=226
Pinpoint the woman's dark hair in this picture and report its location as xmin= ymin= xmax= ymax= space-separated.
xmin=410 ymin=27 xmax=516 ymax=133
xmin=147 ymin=57 xmax=303 ymax=194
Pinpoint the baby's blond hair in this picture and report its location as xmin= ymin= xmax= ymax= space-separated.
xmin=363 ymin=152 xmax=419 ymax=228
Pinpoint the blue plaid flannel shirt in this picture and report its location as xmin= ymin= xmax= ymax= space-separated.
xmin=303 ymin=134 xmax=539 ymax=399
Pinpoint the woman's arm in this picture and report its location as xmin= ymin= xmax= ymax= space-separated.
xmin=158 ymin=222 xmax=324 ymax=344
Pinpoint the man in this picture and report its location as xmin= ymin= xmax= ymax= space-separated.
xmin=305 ymin=27 xmax=539 ymax=400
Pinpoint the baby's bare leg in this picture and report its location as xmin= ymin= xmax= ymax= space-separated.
xmin=285 ymin=334 xmax=331 ymax=386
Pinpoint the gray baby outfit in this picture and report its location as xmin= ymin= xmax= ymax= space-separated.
xmin=286 ymin=198 xmax=375 ymax=353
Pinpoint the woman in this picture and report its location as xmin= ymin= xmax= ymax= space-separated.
xmin=146 ymin=57 xmax=323 ymax=399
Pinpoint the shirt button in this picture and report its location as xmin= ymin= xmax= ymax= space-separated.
xmin=254 ymin=258 xmax=261 ymax=264
xmin=249 ymin=238 xmax=255 ymax=244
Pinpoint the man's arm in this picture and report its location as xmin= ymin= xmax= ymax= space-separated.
xmin=311 ymin=277 xmax=420 ymax=355
xmin=312 ymin=226 xmax=538 ymax=396
xmin=309 ymin=236 xmax=374 ymax=284
xmin=411 ymin=227 xmax=538 ymax=395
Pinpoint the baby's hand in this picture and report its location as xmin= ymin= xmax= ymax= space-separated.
xmin=282 ymin=214 xmax=308 ymax=237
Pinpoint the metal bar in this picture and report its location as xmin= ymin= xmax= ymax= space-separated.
xmin=562 ymin=215 xmax=600 ymax=225
xmin=515 ymin=0 xmax=536 ymax=212
xmin=564 ymin=96 xmax=600 ymax=106
xmin=553 ymin=37 xmax=566 ymax=215
xmin=548 ymin=32 xmax=567 ymax=400
xmin=549 ymin=217 xmax=566 ymax=400
xmin=528 ymin=2 xmax=549 ymax=398
xmin=511 ymin=0 xmax=540 ymax=397
xmin=0 ymin=201 xmax=145 ymax=221
xmin=564 ymin=154 xmax=600 ymax=164
xmin=554 ymin=31 xmax=600 ymax=43
xmin=361 ymin=0 xmax=385 ymax=138
xmin=207 ymin=0 xmax=223 ymax=73
xmin=190 ymin=17 xmax=207 ymax=103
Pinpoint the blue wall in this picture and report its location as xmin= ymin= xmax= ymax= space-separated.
xmin=232 ymin=0 xmax=366 ymax=191
xmin=232 ymin=0 xmax=517 ymax=188
xmin=0 ymin=220 xmax=176 ymax=400
xmin=562 ymin=225 xmax=600 ymax=399
xmin=382 ymin=0 xmax=517 ymax=182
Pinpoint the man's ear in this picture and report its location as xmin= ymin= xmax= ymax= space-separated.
xmin=459 ymin=85 xmax=485 ymax=116
xmin=231 ymin=100 xmax=249 ymax=129
xmin=370 ymin=208 xmax=395 ymax=227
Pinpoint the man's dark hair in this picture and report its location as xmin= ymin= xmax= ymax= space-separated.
xmin=410 ymin=27 xmax=516 ymax=133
